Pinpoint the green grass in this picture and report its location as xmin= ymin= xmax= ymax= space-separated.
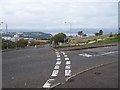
xmin=89 ymin=37 xmax=120 ymax=45
xmin=53 ymin=36 xmax=120 ymax=48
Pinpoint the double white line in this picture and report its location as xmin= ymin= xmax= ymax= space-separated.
xmin=61 ymin=51 xmax=72 ymax=77
xmin=43 ymin=51 xmax=61 ymax=88
xmin=43 ymin=51 xmax=72 ymax=88
xmin=64 ymin=54 xmax=71 ymax=76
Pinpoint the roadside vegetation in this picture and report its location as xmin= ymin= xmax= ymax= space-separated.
xmin=2 ymin=39 xmax=47 ymax=49
xmin=2 ymin=30 xmax=119 ymax=49
xmin=50 ymin=30 xmax=120 ymax=48
xmin=89 ymin=35 xmax=120 ymax=45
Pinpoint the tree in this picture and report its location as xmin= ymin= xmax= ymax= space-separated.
xmin=95 ymin=33 xmax=99 ymax=36
xmin=50 ymin=33 xmax=66 ymax=44
xmin=109 ymin=32 xmax=113 ymax=37
xmin=83 ymin=34 xmax=87 ymax=37
xmin=99 ymin=30 xmax=103 ymax=35
xmin=78 ymin=31 xmax=83 ymax=37
xmin=15 ymin=39 xmax=28 ymax=48
xmin=2 ymin=39 xmax=16 ymax=49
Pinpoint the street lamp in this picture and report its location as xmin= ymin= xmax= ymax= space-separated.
xmin=0 ymin=22 xmax=7 ymax=34
xmin=64 ymin=22 xmax=72 ymax=36
xmin=0 ymin=22 xmax=3 ymax=35
xmin=1 ymin=22 xmax=8 ymax=49
xmin=64 ymin=22 xmax=72 ymax=46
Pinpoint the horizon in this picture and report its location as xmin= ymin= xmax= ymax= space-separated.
xmin=2 ymin=28 xmax=118 ymax=36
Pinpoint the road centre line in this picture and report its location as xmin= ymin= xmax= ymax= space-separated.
xmin=65 ymin=70 xmax=71 ymax=76
xmin=66 ymin=61 xmax=71 ymax=65
xmin=57 ymin=55 xmax=60 ymax=57
xmin=57 ymin=58 xmax=61 ymax=60
xmin=65 ymin=65 xmax=71 ymax=69
xmin=56 ymin=61 xmax=61 ymax=65
xmin=64 ymin=55 xmax=68 ymax=57
xmin=51 ymin=70 xmax=59 ymax=77
xmin=43 ymin=79 xmax=55 ymax=88
xmin=54 ymin=65 xmax=60 ymax=69
xmin=65 ymin=58 xmax=69 ymax=60
xmin=43 ymin=50 xmax=61 ymax=88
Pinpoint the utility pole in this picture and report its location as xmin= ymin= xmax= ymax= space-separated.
xmin=1 ymin=22 xmax=8 ymax=49
xmin=64 ymin=22 xmax=72 ymax=46
xmin=6 ymin=24 xmax=7 ymax=34
xmin=64 ymin=22 xmax=72 ymax=36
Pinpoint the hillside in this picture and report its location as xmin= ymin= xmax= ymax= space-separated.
xmin=21 ymin=32 xmax=53 ymax=39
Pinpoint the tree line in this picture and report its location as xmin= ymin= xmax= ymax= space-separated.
xmin=2 ymin=39 xmax=44 ymax=49
xmin=50 ymin=30 xmax=104 ymax=45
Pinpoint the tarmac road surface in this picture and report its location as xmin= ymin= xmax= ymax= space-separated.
xmin=2 ymin=45 xmax=118 ymax=88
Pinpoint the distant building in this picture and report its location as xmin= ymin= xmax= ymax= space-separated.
xmin=33 ymin=40 xmax=50 ymax=43
xmin=2 ymin=36 xmax=11 ymax=40
xmin=11 ymin=35 xmax=23 ymax=42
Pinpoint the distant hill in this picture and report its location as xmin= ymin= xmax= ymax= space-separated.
xmin=2 ymin=31 xmax=53 ymax=40
xmin=20 ymin=32 xmax=53 ymax=39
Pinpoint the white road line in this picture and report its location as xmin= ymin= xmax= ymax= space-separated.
xmin=63 ymin=53 xmax=65 ymax=55
xmin=66 ymin=61 xmax=71 ymax=64
xmin=94 ymin=51 xmax=118 ymax=56
xmin=79 ymin=51 xmax=118 ymax=57
xmin=79 ymin=53 xmax=92 ymax=57
xmin=60 ymin=51 xmax=63 ymax=53
xmin=64 ymin=55 xmax=68 ymax=57
xmin=65 ymin=70 xmax=71 ymax=76
xmin=57 ymin=58 xmax=61 ymax=60
xmin=54 ymin=65 xmax=60 ymax=69
xmin=61 ymin=51 xmax=66 ymax=55
xmin=56 ymin=53 xmax=60 ymax=55
xmin=43 ymin=79 xmax=55 ymax=88
xmin=55 ymin=52 xmax=59 ymax=54
xmin=57 ymin=55 xmax=60 ymax=58
xmin=65 ymin=58 xmax=69 ymax=60
xmin=51 ymin=70 xmax=59 ymax=77
xmin=65 ymin=65 xmax=71 ymax=69
xmin=56 ymin=61 xmax=61 ymax=65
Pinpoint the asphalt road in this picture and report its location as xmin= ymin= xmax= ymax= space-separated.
xmin=56 ymin=62 xmax=118 ymax=88
xmin=2 ymin=45 xmax=118 ymax=88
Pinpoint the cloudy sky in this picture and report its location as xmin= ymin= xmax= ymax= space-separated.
xmin=0 ymin=0 xmax=119 ymax=32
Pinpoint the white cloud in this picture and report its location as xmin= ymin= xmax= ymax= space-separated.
xmin=0 ymin=0 xmax=119 ymax=31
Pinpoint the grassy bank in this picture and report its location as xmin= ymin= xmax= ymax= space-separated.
xmin=53 ymin=36 xmax=120 ymax=48
xmin=89 ymin=36 xmax=120 ymax=45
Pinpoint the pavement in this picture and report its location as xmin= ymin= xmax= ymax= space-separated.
xmin=2 ymin=44 xmax=119 ymax=88
xmin=55 ymin=43 xmax=118 ymax=51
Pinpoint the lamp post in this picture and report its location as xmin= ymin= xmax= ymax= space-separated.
xmin=0 ymin=22 xmax=3 ymax=36
xmin=64 ymin=22 xmax=72 ymax=46
xmin=64 ymin=22 xmax=72 ymax=36
xmin=1 ymin=22 xmax=8 ymax=49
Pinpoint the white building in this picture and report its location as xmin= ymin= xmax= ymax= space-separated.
xmin=2 ymin=36 xmax=11 ymax=40
xmin=11 ymin=35 xmax=23 ymax=42
xmin=2 ymin=34 xmax=34 ymax=42
xmin=2 ymin=34 xmax=23 ymax=42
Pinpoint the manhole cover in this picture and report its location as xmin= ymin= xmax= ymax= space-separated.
xmin=94 ymin=72 xmax=101 ymax=75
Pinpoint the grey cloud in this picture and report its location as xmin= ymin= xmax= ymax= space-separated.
xmin=0 ymin=0 xmax=118 ymax=30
